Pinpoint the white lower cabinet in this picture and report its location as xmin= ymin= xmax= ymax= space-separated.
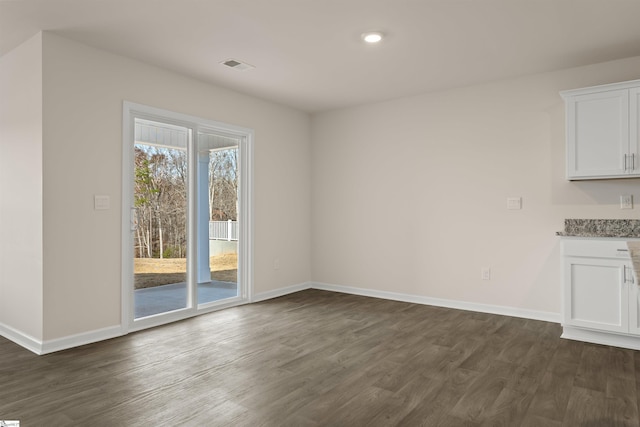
xmin=564 ymin=256 xmax=631 ymax=333
xmin=562 ymin=239 xmax=640 ymax=349
xmin=629 ymin=280 xmax=640 ymax=335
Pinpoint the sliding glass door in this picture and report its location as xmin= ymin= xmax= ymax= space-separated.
xmin=123 ymin=103 xmax=252 ymax=330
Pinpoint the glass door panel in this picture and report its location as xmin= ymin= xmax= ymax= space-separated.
xmin=197 ymin=131 xmax=240 ymax=305
xmin=133 ymin=119 xmax=189 ymax=318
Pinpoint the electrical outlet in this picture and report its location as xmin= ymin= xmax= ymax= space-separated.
xmin=273 ymin=258 xmax=280 ymax=270
xmin=481 ymin=267 xmax=491 ymax=281
xmin=620 ymin=195 xmax=633 ymax=209
xmin=507 ymin=197 xmax=522 ymax=210
xmin=94 ymin=195 xmax=110 ymax=210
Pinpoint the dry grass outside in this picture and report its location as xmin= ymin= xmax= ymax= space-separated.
xmin=134 ymin=253 xmax=237 ymax=289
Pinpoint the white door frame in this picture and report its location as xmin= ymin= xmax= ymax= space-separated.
xmin=121 ymin=101 xmax=253 ymax=333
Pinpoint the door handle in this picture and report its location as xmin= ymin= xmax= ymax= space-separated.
xmin=130 ymin=207 xmax=138 ymax=231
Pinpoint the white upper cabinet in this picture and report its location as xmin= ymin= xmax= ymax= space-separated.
xmin=562 ymin=79 xmax=640 ymax=180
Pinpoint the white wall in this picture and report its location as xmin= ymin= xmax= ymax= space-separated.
xmin=39 ymin=33 xmax=311 ymax=340
xmin=311 ymin=56 xmax=640 ymax=317
xmin=5 ymin=29 xmax=640 ymax=348
xmin=0 ymin=33 xmax=44 ymax=340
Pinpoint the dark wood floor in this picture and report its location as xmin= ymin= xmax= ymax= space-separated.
xmin=1 ymin=289 xmax=639 ymax=426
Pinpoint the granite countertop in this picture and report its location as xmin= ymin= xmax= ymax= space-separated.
xmin=557 ymin=219 xmax=640 ymax=238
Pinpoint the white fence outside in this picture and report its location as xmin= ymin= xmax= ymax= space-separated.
xmin=209 ymin=220 xmax=238 ymax=241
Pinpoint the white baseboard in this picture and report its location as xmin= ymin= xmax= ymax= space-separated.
xmin=40 ymin=325 xmax=125 ymax=355
xmin=0 ymin=323 xmax=125 ymax=355
xmin=0 ymin=321 xmax=43 ymax=354
xmin=252 ymin=282 xmax=311 ymax=303
xmin=311 ymin=281 xmax=561 ymax=323
xmin=40 ymin=282 xmax=313 ymax=353
xmin=562 ymin=326 xmax=640 ymax=350
xmin=2 ymin=280 xmax=559 ymax=355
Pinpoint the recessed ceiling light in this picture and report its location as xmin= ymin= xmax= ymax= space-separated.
xmin=362 ymin=32 xmax=384 ymax=43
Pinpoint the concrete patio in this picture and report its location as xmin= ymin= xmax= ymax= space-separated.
xmin=135 ymin=280 xmax=238 ymax=318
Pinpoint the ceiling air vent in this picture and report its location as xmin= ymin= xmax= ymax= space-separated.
xmin=221 ymin=58 xmax=255 ymax=71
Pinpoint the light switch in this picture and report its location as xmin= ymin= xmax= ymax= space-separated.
xmin=94 ymin=195 xmax=110 ymax=210
xmin=507 ymin=197 xmax=522 ymax=210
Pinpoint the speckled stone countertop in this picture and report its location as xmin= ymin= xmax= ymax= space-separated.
xmin=557 ymin=219 xmax=640 ymax=238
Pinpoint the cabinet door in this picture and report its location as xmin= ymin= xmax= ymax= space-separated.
xmin=564 ymin=257 xmax=628 ymax=333
xmin=566 ymin=89 xmax=629 ymax=179
xmin=630 ymin=88 xmax=640 ymax=175
xmin=627 ymin=265 xmax=640 ymax=335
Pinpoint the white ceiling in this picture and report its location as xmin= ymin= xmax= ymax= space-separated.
xmin=3 ymin=0 xmax=640 ymax=113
